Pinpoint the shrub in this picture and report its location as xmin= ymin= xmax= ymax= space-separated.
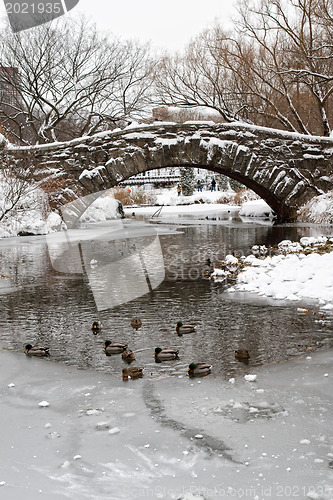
xmin=110 ymin=187 xmax=157 ymax=206
xmin=233 ymin=189 xmax=259 ymax=205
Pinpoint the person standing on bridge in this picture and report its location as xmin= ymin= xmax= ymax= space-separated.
xmin=177 ymin=184 xmax=181 ymax=196
xmin=210 ymin=178 xmax=216 ymax=191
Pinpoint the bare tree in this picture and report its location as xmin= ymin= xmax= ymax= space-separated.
xmin=154 ymin=29 xmax=250 ymax=123
xmin=0 ymin=17 xmax=155 ymax=144
xmin=235 ymin=0 xmax=333 ymax=136
xmin=154 ymin=0 xmax=333 ymax=136
xmin=0 ymin=165 xmax=40 ymax=223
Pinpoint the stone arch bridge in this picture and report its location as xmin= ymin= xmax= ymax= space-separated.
xmin=1 ymin=122 xmax=333 ymax=220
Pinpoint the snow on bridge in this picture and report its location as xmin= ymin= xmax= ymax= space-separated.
xmin=1 ymin=121 xmax=333 ymax=220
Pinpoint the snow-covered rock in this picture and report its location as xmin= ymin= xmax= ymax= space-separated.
xmin=298 ymin=191 xmax=333 ymax=223
xmin=79 ymin=195 xmax=123 ymax=223
xmin=239 ymin=199 xmax=276 ymax=218
xmin=228 ymin=238 xmax=333 ymax=308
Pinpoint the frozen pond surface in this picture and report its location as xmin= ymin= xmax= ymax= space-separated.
xmin=1 ymin=348 xmax=332 ymax=499
xmin=0 ymin=212 xmax=333 ymax=498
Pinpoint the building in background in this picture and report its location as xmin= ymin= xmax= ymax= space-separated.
xmin=0 ymin=66 xmax=20 ymax=141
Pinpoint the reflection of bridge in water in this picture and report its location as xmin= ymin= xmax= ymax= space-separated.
xmin=2 ymin=122 xmax=333 ymax=220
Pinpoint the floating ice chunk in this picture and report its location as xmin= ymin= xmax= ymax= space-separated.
xmin=95 ymin=422 xmax=110 ymax=430
xmin=194 ymin=434 xmax=204 ymax=439
xmin=39 ymin=401 xmax=50 ymax=407
xmin=45 ymin=423 xmax=52 ymax=428
xmin=7 ymin=383 xmax=15 ymax=388
xmin=300 ymin=439 xmax=311 ymax=445
xmin=244 ymin=374 xmax=257 ymax=382
xmin=0 ymin=482 xmax=5 ymax=486
xmin=233 ymin=402 xmax=243 ymax=409
xmin=73 ymin=455 xmax=81 ymax=460
xmin=108 ymin=427 xmax=120 ymax=435
xmin=307 ymin=492 xmax=319 ymax=499
xmin=46 ymin=432 xmax=60 ymax=439
xmin=256 ymin=401 xmax=270 ymax=409
xmin=229 ymin=378 xmax=235 ymax=384
xmin=178 ymin=492 xmax=206 ymax=500
xmin=86 ymin=409 xmax=101 ymax=416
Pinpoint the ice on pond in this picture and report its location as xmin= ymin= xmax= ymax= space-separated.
xmin=38 ymin=400 xmax=50 ymax=407
xmin=108 ymin=427 xmax=120 ymax=435
xmin=85 ymin=408 xmax=102 ymax=416
xmin=95 ymin=421 xmax=110 ymax=431
xmin=1 ymin=348 xmax=333 ymax=499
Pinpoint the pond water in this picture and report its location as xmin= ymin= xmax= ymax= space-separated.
xmin=1 ymin=209 xmax=332 ymax=381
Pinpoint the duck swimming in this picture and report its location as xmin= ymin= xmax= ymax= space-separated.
xmin=104 ymin=340 xmax=128 ymax=354
xmin=24 ymin=344 xmax=50 ymax=357
xmin=122 ymin=349 xmax=136 ymax=363
xmin=130 ymin=318 xmax=142 ymax=330
xmin=234 ymin=349 xmax=250 ymax=360
xmin=91 ymin=321 xmax=102 ymax=334
xmin=175 ymin=322 xmax=195 ymax=335
xmin=154 ymin=347 xmax=179 ymax=361
xmin=187 ymin=362 xmax=212 ymax=377
xmin=122 ymin=367 xmax=144 ymax=380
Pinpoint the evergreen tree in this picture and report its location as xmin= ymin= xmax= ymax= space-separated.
xmin=180 ymin=167 xmax=195 ymax=196
xmin=216 ymin=174 xmax=243 ymax=192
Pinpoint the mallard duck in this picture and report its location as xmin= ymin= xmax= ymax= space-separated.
xmin=154 ymin=347 xmax=179 ymax=361
xmin=130 ymin=318 xmax=142 ymax=330
xmin=122 ymin=367 xmax=144 ymax=380
xmin=91 ymin=321 xmax=102 ymax=334
xmin=175 ymin=322 xmax=195 ymax=335
xmin=24 ymin=344 xmax=50 ymax=357
xmin=235 ymin=349 xmax=250 ymax=360
xmin=122 ymin=349 xmax=136 ymax=363
xmin=188 ymin=362 xmax=212 ymax=377
xmin=103 ymin=340 xmax=128 ymax=354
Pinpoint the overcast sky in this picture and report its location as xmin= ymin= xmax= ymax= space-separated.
xmin=0 ymin=0 xmax=236 ymax=52
xmin=73 ymin=0 xmax=236 ymax=52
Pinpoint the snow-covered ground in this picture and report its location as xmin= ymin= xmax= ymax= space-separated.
xmin=1 ymin=347 xmax=332 ymax=500
xmin=0 ymin=187 xmax=122 ymax=238
xmin=125 ymin=203 xmax=239 ymax=218
xmin=239 ymin=199 xmax=275 ymax=219
xmin=299 ymin=191 xmax=333 ymax=224
xmin=212 ymin=236 xmax=333 ymax=311
xmin=152 ymin=187 xmax=234 ymax=207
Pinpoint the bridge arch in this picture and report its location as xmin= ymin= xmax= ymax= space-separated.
xmin=3 ymin=122 xmax=333 ymax=220
xmin=118 ymin=162 xmax=290 ymax=218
